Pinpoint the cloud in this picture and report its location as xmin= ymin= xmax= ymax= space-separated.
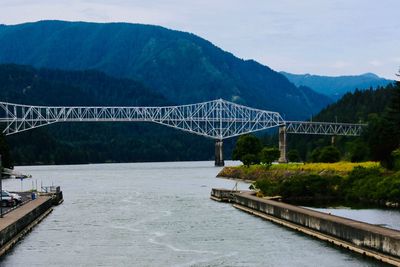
xmin=80 ymin=7 xmax=110 ymax=21
xmin=369 ymin=60 xmax=383 ymax=67
xmin=332 ymin=61 xmax=352 ymax=69
xmin=0 ymin=0 xmax=399 ymax=78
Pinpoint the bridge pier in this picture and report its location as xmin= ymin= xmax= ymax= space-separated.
xmin=214 ymin=139 xmax=224 ymax=167
xmin=278 ymin=125 xmax=288 ymax=163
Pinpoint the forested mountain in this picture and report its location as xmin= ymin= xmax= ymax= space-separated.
xmin=0 ymin=20 xmax=331 ymax=119
xmin=0 ymin=65 xmax=166 ymax=106
xmin=287 ymin=83 xmax=398 ymax=162
xmin=0 ymin=64 xmax=222 ymax=166
xmin=312 ymin=86 xmax=394 ymax=122
xmin=281 ymin=72 xmax=392 ymax=100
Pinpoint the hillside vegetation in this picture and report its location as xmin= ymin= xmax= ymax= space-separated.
xmin=0 ymin=64 xmax=220 ymax=166
xmin=219 ymin=162 xmax=400 ymax=206
xmin=220 ymin=77 xmax=400 ymax=205
xmin=218 ymin=162 xmax=380 ymax=180
xmin=287 ymin=83 xmax=398 ymax=163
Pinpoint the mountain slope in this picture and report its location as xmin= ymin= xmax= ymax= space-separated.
xmin=281 ymin=71 xmax=393 ymax=100
xmin=0 ymin=64 xmax=166 ymax=106
xmin=0 ymin=20 xmax=331 ymax=119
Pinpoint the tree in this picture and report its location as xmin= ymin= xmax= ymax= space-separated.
xmin=348 ymin=140 xmax=369 ymax=162
xmin=318 ymin=146 xmax=341 ymax=163
xmin=364 ymin=113 xmax=390 ymax=162
xmin=260 ymin=147 xmax=280 ymax=167
xmin=365 ymin=73 xmax=400 ymax=167
xmin=391 ymin=148 xmax=400 ymax=171
xmin=382 ymin=72 xmax=400 ymax=167
xmin=242 ymin=153 xmax=260 ymax=167
xmin=310 ymin=147 xmax=322 ymax=162
xmin=232 ymin=134 xmax=262 ymax=161
xmin=287 ymin=149 xmax=301 ymax=162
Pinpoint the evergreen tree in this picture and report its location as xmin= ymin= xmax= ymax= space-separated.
xmin=368 ymin=71 xmax=400 ymax=167
xmin=287 ymin=149 xmax=301 ymax=162
xmin=318 ymin=146 xmax=341 ymax=163
xmin=260 ymin=147 xmax=280 ymax=167
xmin=242 ymin=154 xmax=260 ymax=167
xmin=232 ymin=134 xmax=262 ymax=162
xmin=384 ymin=72 xmax=400 ymax=148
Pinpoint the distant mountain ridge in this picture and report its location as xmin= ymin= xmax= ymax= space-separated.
xmin=0 ymin=20 xmax=331 ymax=119
xmin=281 ymin=71 xmax=393 ymax=100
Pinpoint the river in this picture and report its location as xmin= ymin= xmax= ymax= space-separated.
xmin=1 ymin=161 xmax=397 ymax=266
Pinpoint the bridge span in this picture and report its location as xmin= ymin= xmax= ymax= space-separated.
xmin=0 ymin=99 xmax=365 ymax=166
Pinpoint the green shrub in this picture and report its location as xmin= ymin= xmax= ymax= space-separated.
xmin=342 ymin=166 xmax=391 ymax=201
xmin=248 ymin=164 xmax=400 ymax=203
xmin=374 ymin=172 xmax=400 ymax=201
xmin=278 ymin=174 xmax=341 ymax=198
xmin=241 ymin=153 xmax=260 ymax=167
xmin=310 ymin=147 xmax=322 ymax=162
xmin=253 ymin=179 xmax=279 ymax=196
xmin=310 ymin=146 xmax=341 ymax=163
xmin=232 ymin=135 xmax=262 ymax=161
xmin=287 ymin=149 xmax=301 ymax=162
xmin=260 ymin=147 xmax=280 ymax=167
xmin=391 ymin=148 xmax=400 ymax=171
xmin=349 ymin=140 xmax=369 ymax=162
xmin=254 ymin=174 xmax=341 ymax=199
xmin=319 ymin=146 xmax=341 ymax=163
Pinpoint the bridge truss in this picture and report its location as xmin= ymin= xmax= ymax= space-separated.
xmin=285 ymin=121 xmax=364 ymax=136
xmin=0 ymin=99 xmax=286 ymax=139
xmin=0 ymin=99 xmax=366 ymax=165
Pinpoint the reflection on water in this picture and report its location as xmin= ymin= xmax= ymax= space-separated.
xmin=1 ymin=161 xmax=395 ymax=266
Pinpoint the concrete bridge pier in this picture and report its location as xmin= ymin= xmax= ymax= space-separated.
xmin=215 ymin=139 xmax=224 ymax=167
xmin=331 ymin=135 xmax=336 ymax=146
xmin=278 ymin=125 xmax=288 ymax=163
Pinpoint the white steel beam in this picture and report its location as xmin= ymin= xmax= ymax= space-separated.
xmin=0 ymin=100 xmax=365 ymax=138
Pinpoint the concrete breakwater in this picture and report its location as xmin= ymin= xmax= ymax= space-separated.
xmin=0 ymin=189 xmax=63 ymax=257
xmin=211 ymin=188 xmax=400 ymax=266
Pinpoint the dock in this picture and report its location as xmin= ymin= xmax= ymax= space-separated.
xmin=0 ymin=187 xmax=63 ymax=258
xmin=211 ymin=188 xmax=400 ymax=266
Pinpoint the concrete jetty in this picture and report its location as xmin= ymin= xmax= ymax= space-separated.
xmin=0 ymin=188 xmax=63 ymax=257
xmin=211 ymin=188 xmax=400 ymax=266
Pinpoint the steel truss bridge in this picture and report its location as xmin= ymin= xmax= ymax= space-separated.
xmin=0 ymin=99 xmax=366 ymax=165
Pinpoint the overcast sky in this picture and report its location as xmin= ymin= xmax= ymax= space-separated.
xmin=1 ymin=0 xmax=399 ymax=79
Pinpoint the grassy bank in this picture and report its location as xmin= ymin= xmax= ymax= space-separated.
xmin=218 ymin=162 xmax=380 ymax=180
xmin=217 ymin=162 xmax=400 ymax=207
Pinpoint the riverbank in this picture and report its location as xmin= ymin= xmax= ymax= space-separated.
xmin=217 ymin=162 xmax=400 ymax=208
xmin=211 ymin=188 xmax=400 ymax=266
xmin=217 ymin=162 xmax=381 ymax=180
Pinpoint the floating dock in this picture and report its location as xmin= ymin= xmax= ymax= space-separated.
xmin=211 ymin=188 xmax=400 ymax=266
